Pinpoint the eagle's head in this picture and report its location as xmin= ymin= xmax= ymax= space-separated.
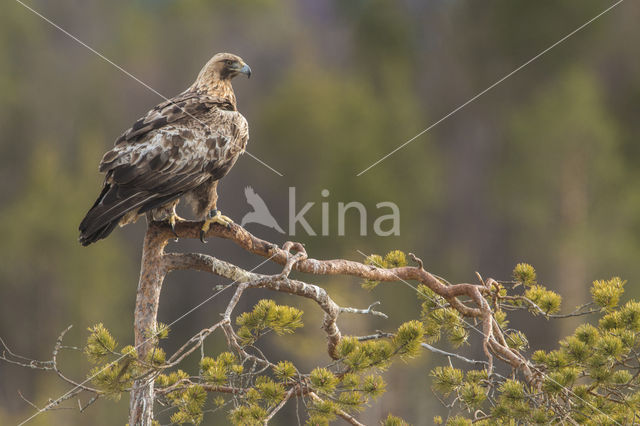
xmin=196 ymin=53 xmax=251 ymax=85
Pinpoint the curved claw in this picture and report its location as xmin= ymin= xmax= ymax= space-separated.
xmin=199 ymin=209 xmax=233 ymax=243
xmin=168 ymin=212 xmax=184 ymax=240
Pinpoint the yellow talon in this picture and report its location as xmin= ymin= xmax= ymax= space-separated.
xmin=200 ymin=209 xmax=233 ymax=243
xmin=168 ymin=212 xmax=186 ymax=238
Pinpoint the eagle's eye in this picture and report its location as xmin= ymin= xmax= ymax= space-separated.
xmin=225 ymin=60 xmax=233 ymax=66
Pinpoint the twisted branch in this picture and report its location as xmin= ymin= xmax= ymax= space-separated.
xmin=2 ymin=218 xmax=539 ymax=424
xmin=163 ymin=220 xmax=533 ymax=382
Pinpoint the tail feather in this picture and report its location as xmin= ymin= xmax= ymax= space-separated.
xmin=79 ymin=183 xmax=183 ymax=246
xmin=79 ymin=219 xmax=120 ymax=246
xmin=79 ymin=184 xmax=151 ymax=246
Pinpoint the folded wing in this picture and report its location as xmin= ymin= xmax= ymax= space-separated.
xmin=78 ymin=91 xmax=246 ymax=245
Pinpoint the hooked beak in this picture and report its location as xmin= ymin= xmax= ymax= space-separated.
xmin=239 ymin=63 xmax=252 ymax=78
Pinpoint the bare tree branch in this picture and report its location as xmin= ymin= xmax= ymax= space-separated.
xmin=166 ymin=220 xmax=533 ymax=382
xmin=3 ymin=218 xmax=549 ymax=424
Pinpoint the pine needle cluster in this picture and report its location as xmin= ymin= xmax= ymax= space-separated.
xmin=77 ymin=259 xmax=640 ymax=425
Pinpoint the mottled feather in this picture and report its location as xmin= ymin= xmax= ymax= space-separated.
xmin=79 ymin=53 xmax=250 ymax=245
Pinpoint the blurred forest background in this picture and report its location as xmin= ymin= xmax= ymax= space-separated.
xmin=1 ymin=0 xmax=640 ymax=424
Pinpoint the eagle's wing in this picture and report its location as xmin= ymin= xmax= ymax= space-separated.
xmin=113 ymin=90 xmax=235 ymax=145
xmin=78 ymin=91 xmax=248 ymax=245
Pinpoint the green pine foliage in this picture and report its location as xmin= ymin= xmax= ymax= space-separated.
xmin=273 ymin=360 xmax=297 ymax=381
xmin=85 ymin=323 xmax=118 ymax=363
xmin=361 ymin=250 xmax=409 ymax=289
xmin=524 ymin=285 xmax=562 ymax=314
xmin=513 ymin=262 xmax=537 ymax=286
xmin=383 ymin=250 xmax=408 ymax=268
xmin=236 ymin=299 xmax=304 ymax=344
xmin=591 ymin=277 xmax=626 ymax=310
xmin=168 ymin=385 xmax=207 ymax=425
xmin=383 ymin=414 xmax=411 ymax=426
xmin=79 ymin=262 xmax=640 ymax=424
xmin=200 ymin=352 xmax=240 ymax=385
xmin=147 ymin=300 xmax=423 ymax=424
xmin=429 ymin=268 xmax=640 ymax=424
xmin=310 ymin=368 xmax=339 ymax=394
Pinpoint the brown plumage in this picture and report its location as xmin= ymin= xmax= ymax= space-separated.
xmin=79 ymin=53 xmax=251 ymax=246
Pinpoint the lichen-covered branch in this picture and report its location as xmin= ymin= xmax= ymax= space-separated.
xmin=119 ymin=219 xmax=542 ymax=424
xmin=9 ymin=219 xmax=633 ymax=425
xmin=165 ymin=220 xmax=534 ymax=382
xmin=129 ymin=224 xmax=170 ymax=426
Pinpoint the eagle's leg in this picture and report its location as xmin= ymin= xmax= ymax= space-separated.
xmin=199 ymin=209 xmax=233 ymax=243
xmin=168 ymin=211 xmax=186 ymax=238
xmin=151 ymin=202 xmax=185 ymax=238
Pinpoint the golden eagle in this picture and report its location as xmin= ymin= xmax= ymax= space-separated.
xmin=79 ymin=53 xmax=251 ymax=245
